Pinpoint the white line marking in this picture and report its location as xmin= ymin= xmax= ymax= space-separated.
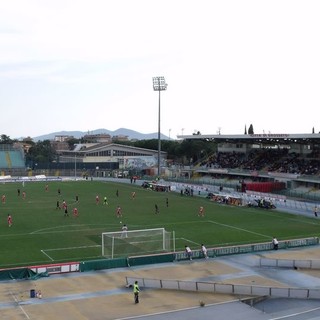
xmin=44 ymin=245 xmax=101 ymax=252
xmin=208 ymin=220 xmax=270 ymax=238
xmin=40 ymin=245 xmax=101 ymax=261
xmin=180 ymin=237 xmax=201 ymax=246
xmin=10 ymin=292 xmax=30 ymax=319
xmin=41 ymin=249 xmax=54 ymax=261
xmin=31 ymin=224 xmax=110 ymax=234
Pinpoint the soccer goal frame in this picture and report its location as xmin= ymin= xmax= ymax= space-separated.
xmin=101 ymin=227 xmax=173 ymax=259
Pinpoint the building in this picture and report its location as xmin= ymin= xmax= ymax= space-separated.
xmin=82 ymin=134 xmax=112 ymax=143
xmin=58 ymin=143 xmax=167 ymax=177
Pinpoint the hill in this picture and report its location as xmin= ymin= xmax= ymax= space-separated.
xmin=33 ymin=128 xmax=170 ymax=141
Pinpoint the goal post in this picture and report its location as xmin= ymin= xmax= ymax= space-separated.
xmin=102 ymin=228 xmax=173 ymax=259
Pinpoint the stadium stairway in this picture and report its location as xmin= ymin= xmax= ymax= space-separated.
xmin=5 ymin=151 xmax=12 ymax=169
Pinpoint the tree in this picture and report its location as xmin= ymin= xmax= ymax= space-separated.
xmin=118 ymin=138 xmax=216 ymax=165
xmin=244 ymin=125 xmax=247 ymax=135
xmin=178 ymin=139 xmax=216 ymax=164
xmin=133 ymin=139 xmax=158 ymax=150
xmin=26 ymin=140 xmax=57 ymax=165
xmin=66 ymin=137 xmax=81 ymax=150
xmin=22 ymin=137 xmax=35 ymax=145
xmin=0 ymin=134 xmax=13 ymax=144
xmin=248 ymin=124 xmax=254 ymax=134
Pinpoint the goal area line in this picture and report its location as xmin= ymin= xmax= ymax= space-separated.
xmin=41 ymin=245 xmax=101 ymax=261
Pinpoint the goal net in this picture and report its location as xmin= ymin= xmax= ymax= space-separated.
xmin=102 ymin=228 xmax=172 ymax=259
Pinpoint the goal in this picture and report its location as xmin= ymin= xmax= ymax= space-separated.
xmin=102 ymin=228 xmax=172 ymax=259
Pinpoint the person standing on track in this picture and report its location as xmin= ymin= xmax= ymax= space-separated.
xmin=314 ymin=205 xmax=318 ymax=217
xmin=185 ymin=245 xmax=193 ymax=260
xmin=272 ymin=237 xmax=279 ymax=250
xmin=201 ymin=244 xmax=208 ymax=259
xmin=133 ymin=281 xmax=140 ymax=304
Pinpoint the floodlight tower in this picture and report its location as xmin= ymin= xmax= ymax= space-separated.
xmin=153 ymin=76 xmax=167 ymax=177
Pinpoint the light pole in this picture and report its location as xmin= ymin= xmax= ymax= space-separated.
xmin=153 ymin=76 xmax=167 ymax=177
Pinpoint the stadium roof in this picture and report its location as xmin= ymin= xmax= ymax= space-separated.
xmin=176 ymin=133 xmax=320 ymax=145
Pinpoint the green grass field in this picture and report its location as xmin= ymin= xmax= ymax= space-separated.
xmin=0 ymin=179 xmax=319 ymax=269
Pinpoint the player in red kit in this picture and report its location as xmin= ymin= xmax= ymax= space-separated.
xmin=116 ymin=205 xmax=122 ymax=218
xmin=62 ymin=200 xmax=69 ymax=216
xmin=73 ymin=207 xmax=79 ymax=217
xmin=7 ymin=214 xmax=12 ymax=227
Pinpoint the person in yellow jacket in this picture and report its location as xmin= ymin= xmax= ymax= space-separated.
xmin=133 ymin=280 xmax=140 ymax=303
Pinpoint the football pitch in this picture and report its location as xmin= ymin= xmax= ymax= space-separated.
xmin=0 ymin=179 xmax=319 ymax=269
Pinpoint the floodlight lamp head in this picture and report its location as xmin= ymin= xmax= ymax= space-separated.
xmin=153 ymin=76 xmax=167 ymax=91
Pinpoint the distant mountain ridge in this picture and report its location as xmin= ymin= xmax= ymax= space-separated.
xmin=33 ymin=128 xmax=170 ymax=141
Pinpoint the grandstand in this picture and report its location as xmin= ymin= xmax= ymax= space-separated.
xmin=0 ymin=144 xmax=25 ymax=173
xmin=177 ymin=132 xmax=320 ymax=201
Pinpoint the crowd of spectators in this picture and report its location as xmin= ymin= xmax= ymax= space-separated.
xmin=201 ymin=152 xmax=247 ymax=169
xmin=200 ymin=149 xmax=320 ymax=176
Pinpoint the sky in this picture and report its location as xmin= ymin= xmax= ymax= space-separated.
xmin=1 ymin=0 xmax=320 ymax=140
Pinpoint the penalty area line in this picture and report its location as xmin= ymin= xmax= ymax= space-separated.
xmin=208 ymin=220 xmax=270 ymax=238
xmin=45 ymin=245 xmax=101 ymax=251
